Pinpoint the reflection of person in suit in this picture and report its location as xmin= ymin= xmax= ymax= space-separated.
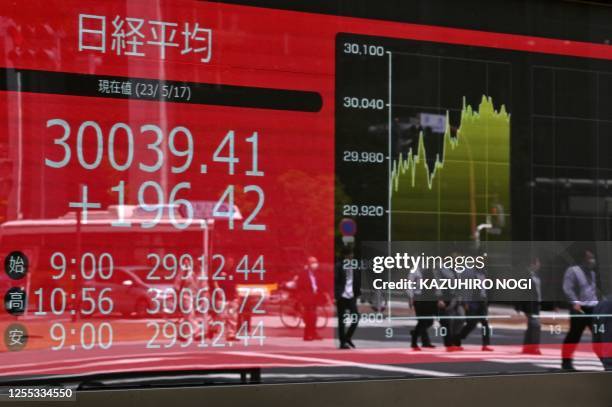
xmin=517 ymin=255 xmax=543 ymax=355
xmin=408 ymin=267 xmax=442 ymax=350
xmin=335 ymin=247 xmax=361 ymax=349
xmin=593 ymin=297 xmax=612 ymax=370
xmin=297 ymin=256 xmax=322 ymax=341
xmin=215 ymin=256 xmax=238 ymax=341
xmin=457 ymin=265 xmax=493 ymax=351
xmin=561 ymin=250 xmax=601 ymax=370
xmin=438 ymin=260 xmax=465 ymax=351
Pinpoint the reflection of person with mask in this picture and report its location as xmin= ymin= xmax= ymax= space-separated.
xmin=561 ymin=250 xmax=601 ymax=370
xmin=518 ymin=255 xmax=543 ymax=355
xmin=297 ymin=256 xmax=322 ymax=341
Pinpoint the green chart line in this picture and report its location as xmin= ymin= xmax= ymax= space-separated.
xmin=390 ymin=95 xmax=510 ymax=194
xmin=390 ymin=95 xmax=510 ymax=241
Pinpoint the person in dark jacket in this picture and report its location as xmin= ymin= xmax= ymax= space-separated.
xmin=457 ymin=265 xmax=493 ymax=351
xmin=593 ymin=297 xmax=612 ymax=370
xmin=335 ymin=247 xmax=361 ymax=349
xmin=408 ymin=267 xmax=442 ymax=350
xmin=517 ymin=255 xmax=543 ymax=355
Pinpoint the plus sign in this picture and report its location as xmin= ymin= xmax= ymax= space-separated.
xmin=69 ymin=185 xmax=101 ymax=224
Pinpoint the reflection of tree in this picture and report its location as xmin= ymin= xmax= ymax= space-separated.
xmin=275 ymin=170 xmax=348 ymax=256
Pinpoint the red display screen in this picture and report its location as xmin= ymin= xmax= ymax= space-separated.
xmin=0 ymin=0 xmax=611 ymax=383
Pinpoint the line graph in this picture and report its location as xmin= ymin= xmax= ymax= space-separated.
xmin=390 ymin=96 xmax=510 ymax=194
xmin=382 ymin=47 xmax=512 ymax=241
xmin=336 ymin=33 xmax=513 ymax=243
xmin=388 ymin=90 xmax=511 ymax=242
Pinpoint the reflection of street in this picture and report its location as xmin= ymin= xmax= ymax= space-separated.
xmin=0 ymin=303 xmax=606 ymax=380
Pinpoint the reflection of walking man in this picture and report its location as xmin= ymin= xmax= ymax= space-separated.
xmin=561 ymin=250 xmax=601 ymax=370
xmin=335 ymin=248 xmax=361 ymax=349
xmin=408 ymin=268 xmax=442 ymax=350
xmin=215 ymin=257 xmax=238 ymax=341
xmin=457 ymin=266 xmax=493 ymax=351
xmin=438 ymin=263 xmax=465 ymax=351
xmin=298 ymin=256 xmax=322 ymax=341
xmin=518 ymin=256 xmax=542 ymax=355
xmin=593 ymin=297 xmax=612 ymax=370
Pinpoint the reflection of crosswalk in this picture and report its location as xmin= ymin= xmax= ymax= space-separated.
xmin=0 ymin=332 xmax=605 ymax=379
xmin=495 ymin=359 xmax=603 ymax=371
xmin=227 ymin=351 xmax=458 ymax=377
xmin=430 ymin=345 xmax=604 ymax=372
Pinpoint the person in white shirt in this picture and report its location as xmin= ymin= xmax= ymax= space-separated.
xmin=561 ymin=250 xmax=601 ymax=370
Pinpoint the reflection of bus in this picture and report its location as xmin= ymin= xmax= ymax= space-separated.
xmin=0 ymin=205 xmax=213 ymax=317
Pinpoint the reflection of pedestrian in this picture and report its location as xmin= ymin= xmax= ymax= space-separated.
xmin=593 ymin=297 xmax=612 ymax=370
xmin=215 ymin=257 xmax=238 ymax=341
xmin=297 ymin=256 xmax=322 ymax=341
xmin=561 ymin=250 xmax=601 ymax=370
xmin=335 ymin=248 xmax=361 ymax=349
xmin=438 ymin=263 xmax=465 ymax=351
xmin=408 ymin=268 xmax=441 ymax=350
xmin=177 ymin=255 xmax=206 ymax=340
xmin=517 ymin=256 xmax=542 ymax=355
xmin=457 ymin=266 xmax=493 ymax=351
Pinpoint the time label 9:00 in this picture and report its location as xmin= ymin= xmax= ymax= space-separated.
xmin=49 ymin=252 xmax=266 ymax=281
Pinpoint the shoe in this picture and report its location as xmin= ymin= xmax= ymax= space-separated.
xmin=346 ymin=339 xmax=356 ymax=348
xmin=446 ymin=346 xmax=463 ymax=352
xmin=521 ymin=348 xmax=542 ymax=355
xmin=410 ymin=330 xmax=420 ymax=348
xmin=561 ymin=359 xmax=576 ymax=371
xmin=412 ymin=345 xmax=422 ymax=351
xmin=482 ymin=346 xmax=494 ymax=352
xmin=422 ymin=343 xmax=436 ymax=348
xmin=339 ymin=343 xmax=351 ymax=349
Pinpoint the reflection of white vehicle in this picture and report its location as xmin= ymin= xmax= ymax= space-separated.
xmin=82 ymin=266 xmax=177 ymax=318
xmin=0 ymin=206 xmax=214 ymax=319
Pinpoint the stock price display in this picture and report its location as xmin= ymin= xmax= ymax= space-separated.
xmin=0 ymin=0 xmax=332 ymax=376
xmin=2 ymin=0 xmax=611 ymax=384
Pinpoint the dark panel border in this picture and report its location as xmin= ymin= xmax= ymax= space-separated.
xmin=205 ymin=0 xmax=612 ymax=45
xmin=14 ymin=371 xmax=612 ymax=407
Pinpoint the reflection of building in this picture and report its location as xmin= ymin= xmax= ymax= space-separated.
xmin=533 ymin=177 xmax=612 ymax=240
